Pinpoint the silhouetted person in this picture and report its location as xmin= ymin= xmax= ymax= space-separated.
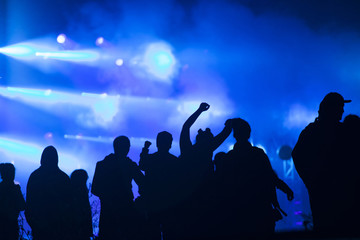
xmin=25 ymin=146 xmax=73 ymax=240
xmin=212 ymin=152 xmax=228 ymax=237
xmin=292 ymin=92 xmax=352 ymax=236
xmin=70 ymin=169 xmax=93 ymax=240
xmin=139 ymin=132 xmax=179 ymax=240
xmin=214 ymin=151 xmax=293 ymax=238
xmin=91 ymin=136 xmax=145 ymax=240
xmin=342 ymin=114 xmax=360 ymax=232
xmin=179 ymin=102 xmax=232 ymax=239
xmin=222 ymin=118 xmax=278 ymax=238
xmin=0 ymin=163 xmax=25 ymax=240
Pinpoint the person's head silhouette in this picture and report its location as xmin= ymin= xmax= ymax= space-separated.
xmin=214 ymin=151 xmax=226 ymax=172
xmin=195 ymin=128 xmax=214 ymax=146
xmin=0 ymin=163 xmax=15 ymax=182
xmin=113 ymin=136 xmax=130 ymax=158
xmin=40 ymin=146 xmax=59 ymax=169
xmin=318 ymin=92 xmax=351 ymax=123
xmin=156 ymin=131 xmax=173 ymax=152
xmin=70 ymin=169 xmax=88 ymax=188
xmin=344 ymin=114 xmax=360 ymax=134
xmin=232 ymin=118 xmax=251 ymax=143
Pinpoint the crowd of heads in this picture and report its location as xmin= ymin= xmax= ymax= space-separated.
xmin=0 ymin=92 xmax=359 ymax=239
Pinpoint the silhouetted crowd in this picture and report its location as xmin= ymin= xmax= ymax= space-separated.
xmin=0 ymin=92 xmax=359 ymax=240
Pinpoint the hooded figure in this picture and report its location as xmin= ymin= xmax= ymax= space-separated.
xmin=25 ymin=146 xmax=73 ymax=240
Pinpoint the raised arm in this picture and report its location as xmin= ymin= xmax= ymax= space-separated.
xmin=211 ymin=119 xmax=233 ymax=151
xmin=180 ymin=102 xmax=210 ymax=155
xmin=139 ymin=141 xmax=152 ymax=172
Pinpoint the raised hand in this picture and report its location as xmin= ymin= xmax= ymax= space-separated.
xmin=225 ymin=119 xmax=232 ymax=128
xmin=144 ymin=141 xmax=152 ymax=149
xmin=199 ymin=102 xmax=210 ymax=112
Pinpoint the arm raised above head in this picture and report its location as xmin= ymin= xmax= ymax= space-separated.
xmin=211 ymin=119 xmax=233 ymax=152
xmin=180 ymin=102 xmax=210 ymax=155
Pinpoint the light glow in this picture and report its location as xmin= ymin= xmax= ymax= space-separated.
xmin=57 ymin=34 xmax=66 ymax=44
xmin=35 ymin=50 xmax=100 ymax=62
xmin=142 ymin=42 xmax=178 ymax=81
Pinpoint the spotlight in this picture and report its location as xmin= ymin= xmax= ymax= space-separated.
xmin=95 ymin=37 xmax=104 ymax=46
xmin=115 ymin=58 xmax=124 ymax=66
xmin=57 ymin=34 xmax=66 ymax=44
xmin=0 ymin=44 xmax=36 ymax=58
xmin=143 ymin=42 xmax=177 ymax=81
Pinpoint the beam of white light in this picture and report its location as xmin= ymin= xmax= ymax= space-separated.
xmin=64 ymin=134 xmax=114 ymax=143
xmin=0 ymin=44 xmax=38 ymax=58
xmin=0 ymin=87 xmax=120 ymax=127
xmin=64 ymin=134 xmax=156 ymax=147
xmin=0 ymin=41 xmax=100 ymax=63
xmin=0 ymin=137 xmax=81 ymax=172
xmin=63 ymin=134 xmax=181 ymax=151
xmin=35 ymin=50 xmax=100 ymax=62
xmin=0 ymin=86 xmax=232 ymax=129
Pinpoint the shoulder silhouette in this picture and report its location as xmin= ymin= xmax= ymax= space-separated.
xmin=177 ymin=102 xmax=232 ymax=239
xmin=91 ymin=136 xmax=144 ymax=240
xmin=25 ymin=146 xmax=73 ymax=240
xmin=70 ymin=169 xmax=93 ymax=240
xmin=220 ymin=118 xmax=281 ymax=238
xmin=292 ymin=92 xmax=357 ymax=236
xmin=0 ymin=163 xmax=25 ymax=240
xmin=139 ymin=131 xmax=180 ymax=240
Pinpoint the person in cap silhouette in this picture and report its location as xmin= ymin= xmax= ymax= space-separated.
xmin=292 ymin=92 xmax=352 ymax=236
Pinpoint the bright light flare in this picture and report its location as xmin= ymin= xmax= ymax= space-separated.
xmin=96 ymin=37 xmax=104 ymax=46
xmin=0 ymin=44 xmax=37 ymax=58
xmin=57 ymin=34 xmax=66 ymax=44
xmin=115 ymin=58 xmax=124 ymax=66
xmin=143 ymin=42 xmax=178 ymax=82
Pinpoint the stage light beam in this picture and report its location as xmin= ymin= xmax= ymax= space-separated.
xmin=0 ymin=44 xmax=37 ymax=58
xmin=35 ymin=50 xmax=100 ymax=62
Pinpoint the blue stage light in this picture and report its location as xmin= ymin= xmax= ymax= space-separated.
xmin=96 ymin=37 xmax=104 ymax=46
xmin=0 ymin=44 xmax=37 ymax=58
xmin=0 ymin=87 xmax=120 ymax=128
xmin=35 ymin=50 xmax=100 ymax=62
xmin=57 ymin=34 xmax=66 ymax=44
xmin=115 ymin=58 xmax=124 ymax=66
xmin=143 ymin=42 xmax=177 ymax=81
